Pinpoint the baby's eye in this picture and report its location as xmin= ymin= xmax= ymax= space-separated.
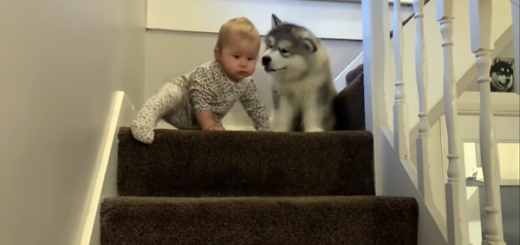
xmin=233 ymin=55 xmax=240 ymax=59
xmin=247 ymin=58 xmax=255 ymax=61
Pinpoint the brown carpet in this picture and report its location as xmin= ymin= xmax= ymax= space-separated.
xmin=99 ymin=68 xmax=418 ymax=244
xmin=101 ymin=196 xmax=418 ymax=245
xmin=117 ymin=127 xmax=375 ymax=197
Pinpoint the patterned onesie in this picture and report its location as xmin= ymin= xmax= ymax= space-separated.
xmin=130 ymin=60 xmax=270 ymax=144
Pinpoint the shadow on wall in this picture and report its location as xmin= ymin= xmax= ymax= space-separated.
xmin=145 ymin=30 xmax=363 ymax=128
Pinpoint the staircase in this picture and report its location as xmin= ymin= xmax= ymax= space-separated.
xmin=94 ymin=0 xmax=518 ymax=243
xmin=99 ymin=111 xmax=418 ymax=244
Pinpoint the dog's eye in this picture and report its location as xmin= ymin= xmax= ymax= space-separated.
xmin=280 ymin=49 xmax=289 ymax=54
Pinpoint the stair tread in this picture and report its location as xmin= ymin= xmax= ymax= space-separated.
xmin=117 ymin=127 xmax=375 ymax=197
xmin=101 ymin=195 xmax=418 ymax=245
xmin=103 ymin=195 xmax=414 ymax=205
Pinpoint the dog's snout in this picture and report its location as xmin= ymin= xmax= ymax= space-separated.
xmin=262 ymin=56 xmax=271 ymax=66
xmin=506 ymin=78 xmax=511 ymax=83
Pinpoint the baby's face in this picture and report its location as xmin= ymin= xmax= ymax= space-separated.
xmin=219 ymin=37 xmax=260 ymax=82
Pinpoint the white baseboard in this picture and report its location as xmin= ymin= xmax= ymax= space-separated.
xmin=334 ymin=52 xmax=363 ymax=91
xmin=80 ymin=91 xmax=137 ymax=245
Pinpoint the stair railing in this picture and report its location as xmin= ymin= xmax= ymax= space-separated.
xmin=364 ymin=0 xmax=508 ymax=244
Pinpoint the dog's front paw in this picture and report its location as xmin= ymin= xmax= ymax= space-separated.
xmin=270 ymin=117 xmax=291 ymax=132
xmin=304 ymin=126 xmax=324 ymax=132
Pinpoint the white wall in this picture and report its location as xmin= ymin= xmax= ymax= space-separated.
xmin=0 ymin=1 xmax=146 ymax=245
xmin=497 ymin=143 xmax=520 ymax=179
xmin=147 ymin=0 xmax=415 ymax=40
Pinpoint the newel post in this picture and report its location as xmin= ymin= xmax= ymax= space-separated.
xmin=361 ymin=0 xmax=389 ymax=195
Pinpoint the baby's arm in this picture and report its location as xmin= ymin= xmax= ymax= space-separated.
xmin=189 ymin=71 xmax=224 ymax=131
xmin=239 ymin=78 xmax=270 ymax=131
xmin=196 ymin=110 xmax=224 ymax=131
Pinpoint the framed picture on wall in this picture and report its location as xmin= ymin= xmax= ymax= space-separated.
xmin=490 ymin=58 xmax=515 ymax=93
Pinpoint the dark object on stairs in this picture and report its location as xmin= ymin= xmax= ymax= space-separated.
xmin=99 ymin=67 xmax=419 ymax=244
xmin=334 ymin=63 xmax=365 ymax=131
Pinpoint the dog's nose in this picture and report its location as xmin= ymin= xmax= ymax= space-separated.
xmin=262 ymin=56 xmax=271 ymax=66
xmin=506 ymin=78 xmax=511 ymax=83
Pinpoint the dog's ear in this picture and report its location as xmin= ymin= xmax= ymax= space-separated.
xmin=494 ymin=58 xmax=501 ymax=64
xmin=272 ymin=14 xmax=282 ymax=28
xmin=508 ymin=58 xmax=514 ymax=66
xmin=303 ymin=38 xmax=317 ymax=53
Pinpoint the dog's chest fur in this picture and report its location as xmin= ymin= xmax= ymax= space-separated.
xmin=273 ymin=73 xmax=329 ymax=109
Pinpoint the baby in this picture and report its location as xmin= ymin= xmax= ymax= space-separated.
xmin=130 ymin=17 xmax=270 ymax=144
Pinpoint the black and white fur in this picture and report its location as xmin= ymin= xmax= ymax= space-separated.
xmin=490 ymin=58 xmax=515 ymax=92
xmin=262 ymin=14 xmax=337 ymax=132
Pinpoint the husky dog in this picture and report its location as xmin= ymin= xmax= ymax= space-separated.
xmin=262 ymin=14 xmax=337 ymax=132
xmin=490 ymin=58 xmax=515 ymax=92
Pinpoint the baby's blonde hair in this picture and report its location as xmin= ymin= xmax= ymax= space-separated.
xmin=215 ymin=17 xmax=260 ymax=50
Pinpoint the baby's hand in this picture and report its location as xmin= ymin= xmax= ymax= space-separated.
xmin=203 ymin=124 xmax=226 ymax=131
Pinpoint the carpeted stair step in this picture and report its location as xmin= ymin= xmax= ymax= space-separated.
xmin=117 ymin=127 xmax=375 ymax=197
xmin=100 ymin=195 xmax=418 ymax=245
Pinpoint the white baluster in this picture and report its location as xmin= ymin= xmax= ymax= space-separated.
xmin=412 ymin=0 xmax=431 ymax=201
xmin=393 ymin=0 xmax=410 ymax=160
xmin=436 ymin=1 xmax=470 ymax=244
xmin=469 ymin=0 xmax=506 ymax=244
